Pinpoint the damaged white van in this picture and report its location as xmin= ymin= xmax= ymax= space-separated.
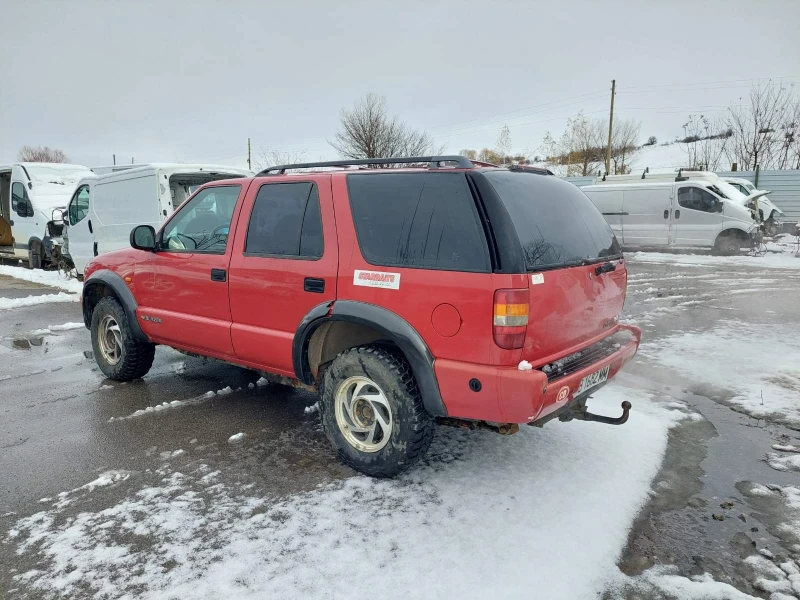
xmin=582 ymin=180 xmax=759 ymax=254
xmin=0 ymin=163 xmax=94 ymax=268
xmin=64 ymin=163 xmax=251 ymax=275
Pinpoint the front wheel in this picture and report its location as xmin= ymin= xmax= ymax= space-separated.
xmin=714 ymin=233 xmax=743 ymax=256
xmin=27 ymin=241 xmax=43 ymax=269
xmin=91 ymin=297 xmax=155 ymax=381
xmin=765 ymin=217 xmax=779 ymax=237
xmin=320 ymin=345 xmax=434 ymax=478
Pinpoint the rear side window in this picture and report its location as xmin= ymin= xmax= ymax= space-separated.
xmin=482 ymin=171 xmax=621 ymax=271
xmin=346 ymin=173 xmax=489 ymax=272
xmin=245 ymin=182 xmax=323 ymax=258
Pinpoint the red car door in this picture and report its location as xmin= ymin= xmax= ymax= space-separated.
xmin=133 ymin=182 xmax=249 ymax=357
xmin=228 ymin=175 xmax=338 ymax=376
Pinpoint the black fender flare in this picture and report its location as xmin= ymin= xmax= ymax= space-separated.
xmin=293 ymin=300 xmax=447 ymax=417
xmin=82 ymin=269 xmax=149 ymax=342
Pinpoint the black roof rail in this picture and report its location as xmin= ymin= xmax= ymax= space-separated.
xmin=257 ymin=155 xmax=474 ymax=176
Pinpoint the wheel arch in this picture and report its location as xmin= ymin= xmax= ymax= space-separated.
xmin=293 ymin=301 xmax=447 ymax=417
xmin=82 ymin=269 xmax=148 ymax=342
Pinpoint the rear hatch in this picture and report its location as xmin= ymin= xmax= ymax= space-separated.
xmin=482 ymin=170 xmax=626 ymax=366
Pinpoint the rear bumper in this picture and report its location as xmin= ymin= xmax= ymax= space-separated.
xmin=434 ymin=325 xmax=641 ymax=424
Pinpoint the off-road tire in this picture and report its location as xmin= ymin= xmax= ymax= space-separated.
xmin=91 ymin=297 xmax=155 ymax=381
xmin=27 ymin=241 xmax=43 ymax=270
xmin=321 ymin=345 xmax=434 ymax=478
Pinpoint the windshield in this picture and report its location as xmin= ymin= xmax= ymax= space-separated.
xmin=711 ymin=181 xmax=750 ymax=204
xmin=483 ymin=170 xmax=622 ymax=272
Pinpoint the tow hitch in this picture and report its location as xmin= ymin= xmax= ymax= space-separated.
xmin=560 ymin=400 xmax=631 ymax=425
xmin=528 ymin=395 xmax=632 ymax=428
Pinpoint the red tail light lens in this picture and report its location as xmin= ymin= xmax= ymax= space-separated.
xmin=493 ymin=288 xmax=529 ymax=349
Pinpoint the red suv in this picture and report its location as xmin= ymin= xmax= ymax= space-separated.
xmin=82 ymin=156 xmax=640 ymax=477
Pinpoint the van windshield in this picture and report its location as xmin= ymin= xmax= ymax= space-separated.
xmin=483 ymin=170 xmax=622 ymax=272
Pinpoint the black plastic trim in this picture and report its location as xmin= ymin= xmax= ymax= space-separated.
xmin=292 ymin=301 xmax=448 ymax=417
xmin=467 ymin=172 xmax=526 ymax=274
xmin=82 ymin=269 xmax=148 ymax=342
xmin=259 ymin=155 xmax=472 ymax=175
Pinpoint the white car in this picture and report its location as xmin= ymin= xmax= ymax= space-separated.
xmin=722 ymin=177 xmax=784 ymax=235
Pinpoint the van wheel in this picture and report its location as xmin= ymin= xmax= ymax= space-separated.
xmin=91 ymin=297 xmax=155 ymax=381
xmin=321 ymin=345 xmax=434 ymax=478
xmin=714 ymin=232 xmax=743 ymax=256
xmin=27 ymin=241 xmax=43 ymax=269
xmin=765 ymin=218 xmax=779 ymax=237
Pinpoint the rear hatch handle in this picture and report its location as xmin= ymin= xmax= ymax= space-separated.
xmin=594 ymin=262 xmax=617 ymax=277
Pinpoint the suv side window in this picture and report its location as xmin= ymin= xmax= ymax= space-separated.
xmin=678 ymin=187 xmax=719 ymax=213
xmin=244 ymin=182 xmax=323 ymax=258
xmin=68 ymin=186 xmax=90 ymax=224
xmin=346 ymin=173 xmax=489 ymax=272
xmin=162 ymin=185 xmax=241 ymax=253
xmin=12 ymin=182 xmax=33 ymax=218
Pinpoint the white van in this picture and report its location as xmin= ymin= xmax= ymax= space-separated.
xmin=64 ymin=164 xmax=251 ymax=275
xmin=0 ymin=163 xmax=93 ymax=268
xmin=582 ymin=180 xmax=758 ymax=254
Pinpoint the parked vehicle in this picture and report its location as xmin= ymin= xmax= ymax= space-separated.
xmin=582 ymin=179 xmax=758 ymax=254
xmin=81 ymin=156 xmax=641 ymax=477
xmin=0 ymin=162 xmax=93 ymax=268
xmin=722 ymin=176 xmax=784 ymax=235
xmin=64 ymin=163 xmax=251 ymax=275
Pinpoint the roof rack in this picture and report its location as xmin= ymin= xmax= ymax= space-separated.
xmin=258 ymin=155 xmax=474 ymax=176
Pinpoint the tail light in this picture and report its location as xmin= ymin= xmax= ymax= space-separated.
xmin=493 ymin=288 xmax=529 ymax=349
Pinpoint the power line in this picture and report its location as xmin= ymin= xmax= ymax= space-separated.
xmin=619 ymin=75 xmax=799 ymax=91
xmin=429 ymin=90 xmax=609 ymax=132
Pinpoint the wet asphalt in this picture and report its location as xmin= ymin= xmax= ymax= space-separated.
xmin=1 ymin=250 xmax=799 ymax=598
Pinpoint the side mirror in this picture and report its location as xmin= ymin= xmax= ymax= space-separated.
xmin=130 ymin=225 xmax=157 ymax=251
xmin=52 ymin=208 xmax=65 ymax=223
xmin=716 ymin=201 xmax=724 ymax=213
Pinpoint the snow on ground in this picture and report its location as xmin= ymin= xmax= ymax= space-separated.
xmin=609 ymin=565 xmax=759 ymax=599
xmin=638 ymin=319 xmax=800 ymax=426
xmin=0 ymin=265 xmax=83 ymax=293
xmin=0 ymin=292 xmax=78 ymax=311
xmin=6 ymin=384 xmax=691 ymax=600
xmin=48 ymin=322 xmax=85 ymax=331
xmin=629 ymin=247 xmax=800 ymax=271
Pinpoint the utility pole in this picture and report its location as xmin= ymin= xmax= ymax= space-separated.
xmin=247 ymin=138 xmax=251 ymax=171
xmin=605 ymin=79 xmax=616 ymax=175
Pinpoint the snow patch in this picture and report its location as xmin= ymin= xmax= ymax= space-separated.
xmin=0 ymin=265 xmax=83 ymax=293
xmin=48 ymin=322 xmax=85 ymax=331
xmin=766 ymin=454 xmax=800 ymax=473
xmin=227 ymin=432 xmax=246 ymax=443
xmin=304 ymin=401 xmax=320 ymax=415
xmin=0 ymin=292 xmax=78 ymax=311
xmin=517 ymin=360 xmax=533 ymax=371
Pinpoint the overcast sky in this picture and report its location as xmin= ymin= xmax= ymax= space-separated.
xmin=2 ymin=0 xmax=798 ymax=170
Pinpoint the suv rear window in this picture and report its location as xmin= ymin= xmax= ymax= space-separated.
xmin=482 ymin=171 xmax=622 ymax=271
xmin=346 ymin=172 xmax=490 ymax=272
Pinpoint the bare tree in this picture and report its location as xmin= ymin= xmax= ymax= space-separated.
xmin=329 ymin=93 xmax=439 ymax=161
xmin=725 ymin=83 xmax=796 ymax=170
xmin=678 ymin=115 xmax=730 ymax=171
xmin=18 ymin=145 xmax=69 ymax=163
xmin=775 ymin=97 xmax=800 ymax=170
xmin=252 ymin=148 xmax=306 ymax=172
xmin=539 ymin=112 xmax=606 ymax=176
xmin=605 ymin=117 xmax=641 ymax=174
xmin=495 ymin=125 xmax=512 ymax=163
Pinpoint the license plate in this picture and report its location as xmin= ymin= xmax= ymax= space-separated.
xmin=576 ymin=365 xmax=610 ymax=395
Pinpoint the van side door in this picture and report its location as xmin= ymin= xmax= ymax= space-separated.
xmin=227 ymin=175 xmax=337 ymax=376
xmin=10 ymin=165 xmax=35 ymax=258
xmin=673 ymin=185 xmax=723 ymax=248
xmin=132 ymin=182 xmax=248 ymax=357
xmin=622 ymin=187 xmax=671 ymax=247
xmin=66 ymin=184 xmax=93 ymax=274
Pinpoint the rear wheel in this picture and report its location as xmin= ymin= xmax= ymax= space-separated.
xmin=91 ymin=297 xmax=155 ymax=381
xmin=320 ymin=345 xmax=434 ymax=478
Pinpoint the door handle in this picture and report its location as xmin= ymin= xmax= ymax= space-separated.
xmin=210 ymin=268 xmax=227 ymax=282
xmin=88 ymin=219 xmax=93 ymax=234
xmin=304 ymin=277 xmax=325 ymax=293
xmin=663 ymin=209 xmax=669 ymax=219
xmin=675 ymin=209 xmax=681 ymax=219
xmin=93 ymin=242 xmax=98 ymax=257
